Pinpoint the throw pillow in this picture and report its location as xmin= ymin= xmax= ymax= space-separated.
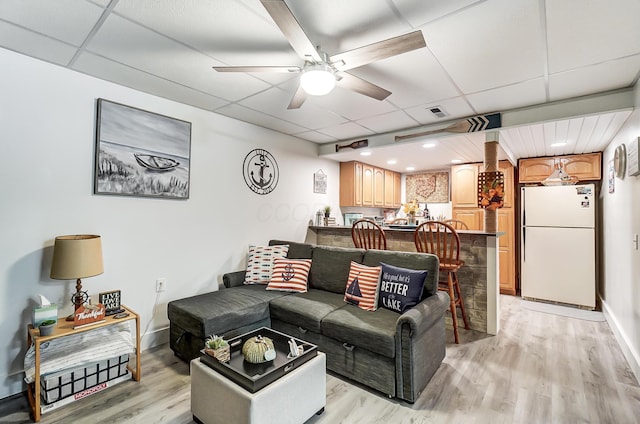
xmin=378 ymin=262 xmax=428 ymax=313
xmin=343 ymin=261 xmax=382 ymax=311
xmin=244 ymin=245 xmax=289 ymax=284
xmin=266 ymin=259 xmax=312 ymax=292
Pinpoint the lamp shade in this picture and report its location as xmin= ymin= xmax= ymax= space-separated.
xmin=50 ymin=235 xmax=104 ymax=280
xmin=300 ymin=64 xmax=336 ymax=96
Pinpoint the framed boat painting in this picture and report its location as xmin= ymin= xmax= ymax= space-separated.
xmin=94 ymin=99 xmax=192 ymax=199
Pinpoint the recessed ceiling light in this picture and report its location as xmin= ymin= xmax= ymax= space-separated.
xmin=423 ymin=142 xmax=436 ymax=148
xmin=406 ymin=166 xmax=415 ymax=171
xmin=451 ymin=159 xmax=462 ymax=164
xmin=550 ymin=142 xmax=567 ymax=147
xmin=360 ymin=151 xmax=372 ymax=156
xmin=387 ymin=159 xmax=397 ymax=165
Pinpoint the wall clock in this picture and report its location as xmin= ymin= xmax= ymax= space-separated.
xmin=614 ymin=143 xmax=626 ymax=179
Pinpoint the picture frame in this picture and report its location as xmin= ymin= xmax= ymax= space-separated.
xmin=94 ymin=99 xmax=192 ymax=199
xmin=313 ymin=169 xmax=327 ymax=194
xmin=98 ymin=290 xmax=124 ymax=316
xmin=405 ymin=171 xmax=450 ymax=203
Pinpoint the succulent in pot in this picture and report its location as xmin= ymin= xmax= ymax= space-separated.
xmin=38 ymin=320 xmax=57 ymax=336
xmin=204 ymin=335 xmax=230 ymax=362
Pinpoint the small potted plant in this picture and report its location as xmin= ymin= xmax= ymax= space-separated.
xmin=204 ymin=335 xmax=230 ymax=362
xmin=38 ymin=320 xmax=57 ymax=337
xmin=323 ymin=206 xmax=331 ymax=217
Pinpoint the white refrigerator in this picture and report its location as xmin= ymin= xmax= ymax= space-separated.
xmin=520 ymin=184 xmax=596 ymax=309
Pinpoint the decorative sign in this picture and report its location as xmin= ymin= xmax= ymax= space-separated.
xmin=627 ymin=137 xmax=640 ymax=177
xmin=313 ymin=169 xmax=327 ymax=194
xmin=405 ymin=172 xmax=449 ymax=203
xmin=73 ymin=303 xmax=106 ymax=329
xmin=99 ymin=290 xmax=123 ymax=315
xmin=243 ymin=149 xmax=279 ymax=195
xmin=478 ymin=171 xmax=505 ymax=210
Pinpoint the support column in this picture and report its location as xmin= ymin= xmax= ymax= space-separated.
xmin=483 ymin=132 xmax=499 ymax=232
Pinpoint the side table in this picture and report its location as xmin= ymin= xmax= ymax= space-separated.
xmin=26 ymin=305 xmax=141 ymax=422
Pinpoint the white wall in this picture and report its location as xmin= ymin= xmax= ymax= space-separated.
xmin=600 ymin=82 xmax=640 ymax=382
xmin=0 ymin=49 xmax=340 ymax=399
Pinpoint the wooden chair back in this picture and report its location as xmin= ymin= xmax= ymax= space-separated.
xmin=414 ymin=221 xmax=461 ymax=266
xmin=351 ymin=219 xmax=387 ymax=250
xmin=444 ymin=219 xmax=469 ymax=230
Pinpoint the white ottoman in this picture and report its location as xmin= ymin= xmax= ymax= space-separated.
xmin=191 ymin=352 xmax=326 ymax=424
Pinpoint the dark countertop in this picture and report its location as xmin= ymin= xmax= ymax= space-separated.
xmin=309 ymin=225 xmax=505 ymax=237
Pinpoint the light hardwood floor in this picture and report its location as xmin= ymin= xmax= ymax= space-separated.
xmin=2 ymin=295 xmax=639 ymax=423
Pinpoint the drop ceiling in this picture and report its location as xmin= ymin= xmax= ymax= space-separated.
xmin=1 ymin=0 xmax=639 ymax=172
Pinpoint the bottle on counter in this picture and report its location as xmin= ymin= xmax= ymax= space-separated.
xmin=423 ymin=203 xmax=431 ymax=221
xmin=315 ymin=210 xmax=323 ymax=226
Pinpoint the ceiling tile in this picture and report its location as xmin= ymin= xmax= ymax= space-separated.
xmin=72 ymin=51 xmax=230 ymax=111
xmin=316 ymin=122 xmax=375 ymax=140
xmin=392 ymin=0 xmax=485 ymax=27
xmin=215 ymin=103 xmax=309 ymax=135
xmin=549 ymin=55 xmax=640 ymax=101
xmin=0 ymin=21 xmax=77 ymax=66
xmin=356 ymin=110 xmax=420 ymax=134
xmin=293 ymin=131 xmax=339 ymax=143
xmin=309 ymin=85 xmax=398 ymax=121
xmin=0 ymin=0 xmax=104 ymax=46
xmin=466 ymin=78 xmax=547 ymax=113
xmin=423 ymin=0 xmax=545 ymax=93
xmin=546 ymin=0 xmax=640 ymax=73
xmin=404 ymin=97 xmax=475 ymax=124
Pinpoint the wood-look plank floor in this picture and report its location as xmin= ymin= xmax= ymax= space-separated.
xmin=2 ymin=295 xmax=639 ymax=423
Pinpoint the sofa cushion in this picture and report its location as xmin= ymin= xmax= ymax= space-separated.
xmin=267 ymin=258 xmax=312 ymax=293
xmin=310 ymin=245 xmax=365 ymax=293
xmin=362 ymin=249 xmax=439 ymax=298
xmin=321 ymin=306 xmax=399 ymax=358
xmin=269 ymin=289 xmax=347 ymax=333
xmin=344 ymin=261 xmax=382 ymax=311
xmin=244 ymin=245 xmax=289 ymax=284
xmin=269 ymin=240 xmax=313 ymax=259
xmin=168 ymin=285 xmax=288 ymax=339
xmin=378 ymin=262 xmax=427 ymax=313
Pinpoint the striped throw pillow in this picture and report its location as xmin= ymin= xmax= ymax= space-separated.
xmin=266 ymin=259 xmax=312 ymax=292
xmin=244 ymin=245 xmax=289 ymax=284
xmin=343 ymin=261 xmax=382 ymax=311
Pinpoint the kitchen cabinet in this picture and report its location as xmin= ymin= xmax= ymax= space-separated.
xmin=518 ymin=152 xmax=601 ymax=183
xmin=451 ymin=161 xmax=516 ymax=295
xmin=340 ymin=161 xmax=401 ymax=208
xmin=339 ymin=161 xmax=363 ymax=206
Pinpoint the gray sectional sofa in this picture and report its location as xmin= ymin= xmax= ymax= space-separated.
xmin=167 ymin=240 xmax=449 ymax=403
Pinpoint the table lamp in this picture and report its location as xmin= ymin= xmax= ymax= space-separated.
xmin=50 ymin=234 xmax=104 ymax=321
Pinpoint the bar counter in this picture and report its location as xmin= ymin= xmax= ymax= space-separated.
xmin=306 ymin=225 xmax=501 ymax=335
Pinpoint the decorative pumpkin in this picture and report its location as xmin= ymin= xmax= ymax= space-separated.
xmin=242 ymin=335 xmax=276 ymax=363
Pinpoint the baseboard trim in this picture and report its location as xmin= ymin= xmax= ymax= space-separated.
xmin=601 ymin=299 xmax=640 ymax=385
xmin=141 ymin=326 xmax=169 ymax=351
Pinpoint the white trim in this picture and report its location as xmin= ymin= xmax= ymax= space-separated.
xmin=601 ymin=299 xmax=640 ymax=384
xmin=141 ymin=326 xmax=169 ymax=351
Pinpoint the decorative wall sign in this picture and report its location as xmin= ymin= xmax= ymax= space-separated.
xmin=94 ymin=99 xmax=192 ymax=199
xmin=243 ymin=149 xmax=279 ymax=195
xmin=478 ymin=171 xmax=504 ymax=210
xmin=627 ymin=137 xmax=640 ymax=177
xmin=405 ymin=171 xmax=449 ymax=203
xmin=313 ymin=169 xmax=327 ymax=193
xmin=99 ymin=290 xmax=123 ymax=316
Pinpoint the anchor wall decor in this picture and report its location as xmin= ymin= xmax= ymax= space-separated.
xmin=242 ymin=148 xmax=279 ymax=195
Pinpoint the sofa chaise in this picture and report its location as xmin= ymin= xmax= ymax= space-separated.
xmin=167 ymin=240 xmax=449 ymax=403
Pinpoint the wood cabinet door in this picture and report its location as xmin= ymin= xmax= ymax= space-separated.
xmin=362 ymin=164 xmax=374 ymax=206
xmin=393 ymin=172 xmax=401 ymax=207
xmin=339 ymin=161 xmax=363 ymax=207
xmin=384 ymin=170 xmax=395 ymax=207
xmin=451 ymin=164 xmax=479 ymax=208
xmin=561 ymin=152 xmax=601 ymax=181
xmin=518 ymin=157 xmax=555 ymax=183
xmin=452 ymin=209 xmax=483 ymax=230
xmin=498 ymin=209 xmax=515 ymax=295
xmin=499 ymin=161 xmax=514 ymax=208
xmin=374 ymin=167 xmax=385 ymax=207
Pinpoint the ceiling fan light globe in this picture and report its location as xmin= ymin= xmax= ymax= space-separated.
xmin=300 ymin=67 xmax=335 ymax=96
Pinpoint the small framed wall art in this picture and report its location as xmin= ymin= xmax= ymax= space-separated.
xmin=99 ymin=290 xmax=124 ymax=316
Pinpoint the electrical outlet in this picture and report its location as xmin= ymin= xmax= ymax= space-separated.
xmin=156 ymin=278 xmax=166 ymax=292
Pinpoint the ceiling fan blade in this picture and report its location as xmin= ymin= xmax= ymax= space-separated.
xmin=336 ymin=72 xmax=391 ymax=101
xmin=212 ymin=66 xmax=300 ymax=73
xmin=287 ymin=85 xmax=307 ymax=109
xmin=330 ymin=30 xmax=426 ymax=71
xmin=260 ymin=0 xmax=322 ymax=63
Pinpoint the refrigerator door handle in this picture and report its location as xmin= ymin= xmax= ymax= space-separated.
xmin=522 ymin=227 xmax=526 ymax=262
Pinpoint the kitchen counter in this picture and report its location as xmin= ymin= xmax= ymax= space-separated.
xmin=306 ymin=225 xmax=501 ymax=335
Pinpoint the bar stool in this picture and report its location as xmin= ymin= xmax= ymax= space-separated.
xmin=351 ymin=219 xmax=387 ymax=250
xmin=414 ymin=221 xmax=470 ymax=343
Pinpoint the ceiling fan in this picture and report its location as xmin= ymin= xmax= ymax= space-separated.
xmin=213 ymin=0 xmax=427 ymax=109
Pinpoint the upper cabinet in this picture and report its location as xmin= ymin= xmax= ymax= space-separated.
xmin=451 ymin=164 xmax=479 ymax=209
xmin=340 ymin=161 xmax=401 ymax=208
xmin=519 ymin=152 xmax=601 ymax=183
